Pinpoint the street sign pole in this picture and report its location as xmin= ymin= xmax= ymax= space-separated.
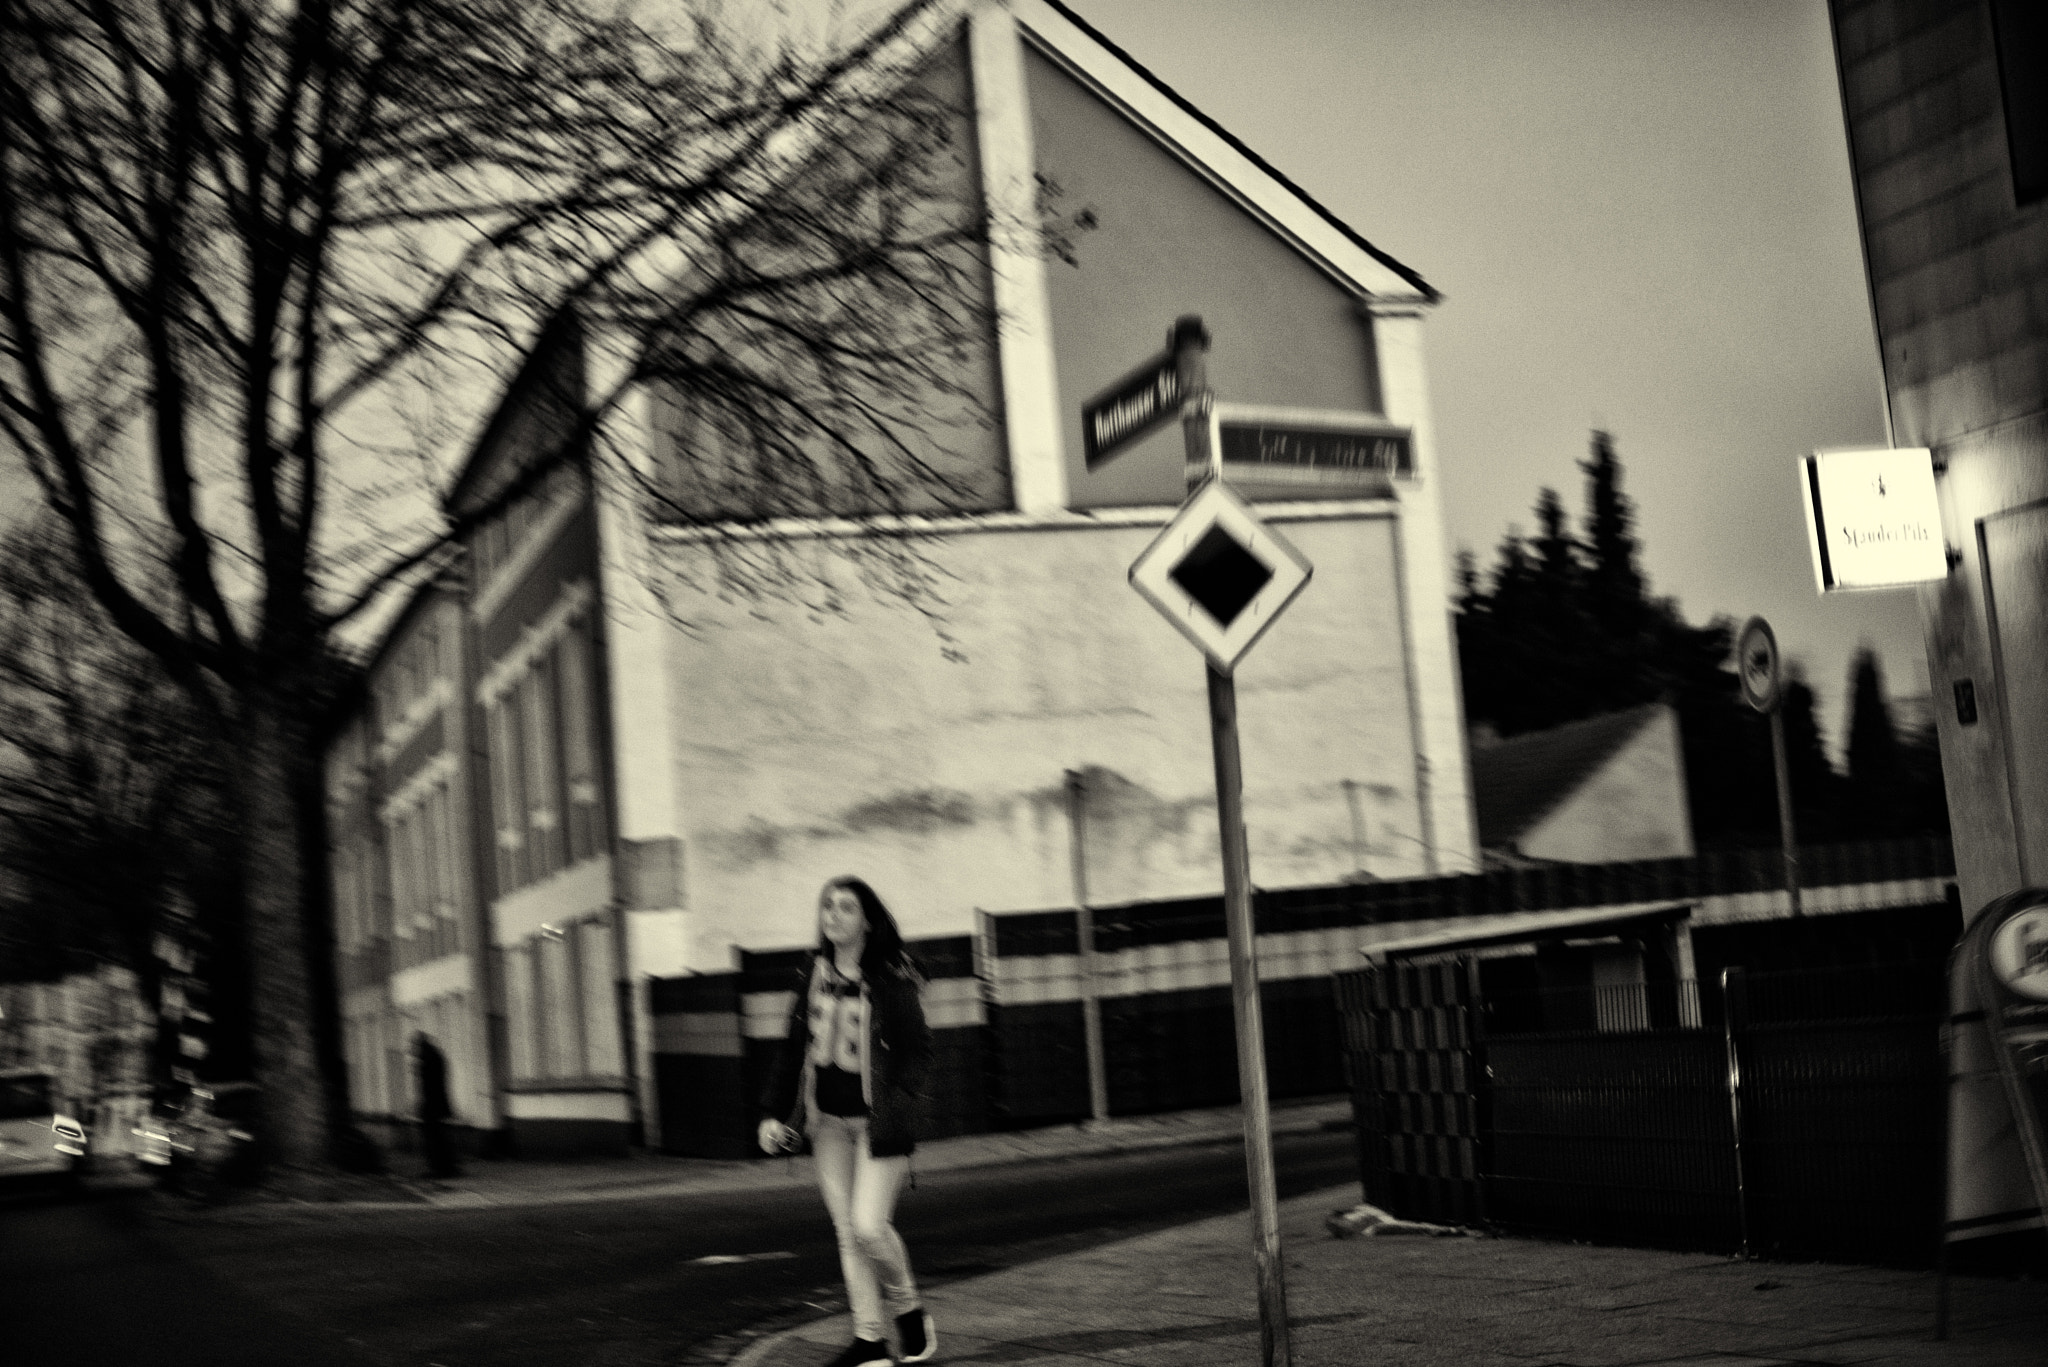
xmin=1064 ymin=769 xmax=1111 ymax=1127
xmin=1205 ymin=661 xmax=1292 ymax=1367
xmin=1738 ymin=616 xmax=1801 ymax=919
xmin=1769 ymin=710 xmax=1802 ymax=918
xmin=1171 ymin=315 xmax=1292 ymax=1367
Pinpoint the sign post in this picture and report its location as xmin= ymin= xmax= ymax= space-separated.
xmin=1125 ymin=316 xmax=1304 ymax=1367
xmin=1063 ymin=769 xmax=1110 ymax=1128
xmin=1737 ymin=616 xmax=1801 ymax=918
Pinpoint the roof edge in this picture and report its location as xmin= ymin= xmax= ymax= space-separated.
xmin=1029 ymin=0 xmax=1438 ymax=302
xmin=1477 ymin=702 xmax=1672 ymax=848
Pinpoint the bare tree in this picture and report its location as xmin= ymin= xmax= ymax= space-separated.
xmin=0 ymin=0 xmax=1030 ymax=1174
xmin=0 ymin=520 xmax=228 ymax=1058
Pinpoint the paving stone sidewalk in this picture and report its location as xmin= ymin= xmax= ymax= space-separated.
xmin=739 ymin=1185 xmax=2047 ymax=1367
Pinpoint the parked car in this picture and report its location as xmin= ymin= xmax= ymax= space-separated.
xmin=137 ymin=1081 xmax=263 ymax=1196
xmin=0 ymin=1069 xmax=88 ymax=1192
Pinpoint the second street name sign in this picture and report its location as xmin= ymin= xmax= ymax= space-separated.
xmin=1190 ymin=404 xmax=1414 ymax=498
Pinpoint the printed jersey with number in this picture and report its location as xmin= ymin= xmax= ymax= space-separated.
xmin=808 ymin=971 xmax=867 ymax=1114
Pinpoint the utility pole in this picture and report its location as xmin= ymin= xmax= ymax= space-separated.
xmin=1065 ymin=768 xmax=1110 ymax=1127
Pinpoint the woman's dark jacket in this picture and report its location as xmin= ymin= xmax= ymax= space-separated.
xmin=760 ymin=953 xmax=933 ymax=1158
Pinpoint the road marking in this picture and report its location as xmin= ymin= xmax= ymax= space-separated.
xmin=690 ymin=1251 xmax=798 ymax=1265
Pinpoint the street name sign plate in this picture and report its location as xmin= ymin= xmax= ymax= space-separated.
xmin=1800 ymin=447 xmax=1945 ymax=591
xmin=1189 ymin=404 xmax=1412 ymax=497
xmin=1129 ymin=478 xmax=1312 ymax=674
xmin=1083 ymin=351 xmax=1184 ymax=468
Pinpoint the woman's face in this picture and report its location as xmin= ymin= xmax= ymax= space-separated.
xmin=820 ymin=885 xmax=866 ymax=953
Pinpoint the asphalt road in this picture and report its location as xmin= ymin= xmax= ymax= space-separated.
xmin=1 ymin=1127 xmax=1358 ymax=1367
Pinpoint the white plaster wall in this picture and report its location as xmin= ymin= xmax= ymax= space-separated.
xmin=1523 ymin=706 xmax=1696 ymax=865
xmin=644 ymin=510 xmax=1470 ymax=967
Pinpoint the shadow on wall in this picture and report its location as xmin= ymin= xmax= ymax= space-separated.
xmin=700 ymin=768 xmax=1210 ymax=897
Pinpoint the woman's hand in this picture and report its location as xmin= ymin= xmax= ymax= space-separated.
xmin=757 ymin=1118 xmax=794 ymax=1154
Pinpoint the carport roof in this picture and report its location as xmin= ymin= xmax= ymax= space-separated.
xmin=1360 ymin=901 xmax=1695 ymax=961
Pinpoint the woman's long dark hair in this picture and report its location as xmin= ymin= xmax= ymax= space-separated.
xmin=818 ymin=875 xmax=921 ymax=981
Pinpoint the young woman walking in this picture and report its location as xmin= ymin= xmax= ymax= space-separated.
xmin=759 ymin=877 xmax=937 ymax=1367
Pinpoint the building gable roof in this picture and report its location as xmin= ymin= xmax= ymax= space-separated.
xmin=1471 ymin=704 xmax=1667 ymax=850
xmin=1011 ymin=0 xmax=1435 ymax=303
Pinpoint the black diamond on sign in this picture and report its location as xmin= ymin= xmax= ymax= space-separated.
xmin=1169 ymin=525 xmax=1273 ymax=628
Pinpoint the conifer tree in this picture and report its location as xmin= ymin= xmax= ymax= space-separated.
xmin=1846 ymin=646 xmax=1905 ymax=836
xmin=1451 ymin=428 xmax=1862 ymax=850
xmin=1581 ymin=429 xmax=1644 ymax=626
xmin=1533 ymin=486 xmax=1577 ymax=592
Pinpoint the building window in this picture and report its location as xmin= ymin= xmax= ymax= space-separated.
xmin=577 ymin=919 xmax=623 ymax=1077
xmin=480 ymin=607 xmax=608 ymax=899
xmin=519 ymin=665 xmax=566 ymax=881
xmin=536 ymin=928 xmax=580 ymax=1079
xmin=503 ymin=944 xmax=537 ymax=1082
xmin=487 ymin=697 xmax=526 ymax=892
xmin=470 ymin=462 xmax=580 ymax=594
xmin=1992 ymin=0 xmax=2048 ymax=206
xmin=557 ymin=625 xmax=605 ymax=864
xmin=502 ymin=913 xmax=622 ymax=1086
xmin=383 ymin=774 xmax=462 ymax=969
xmin=376 ymin=620 xmax=446 ymax=746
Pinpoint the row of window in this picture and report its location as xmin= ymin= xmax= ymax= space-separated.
xmin=485 ymin=616 xmax=606 ymax=895
xmin=471 ymin=462 xmax=580 ymax=589
xmin=375 ymin=619 xmax=447 ymax=744
xmin=388 ymin=779 xmax=462 ymax=939
xmin=333 ymin=841 xmax=377 ymax=955
xmin=502 ymin=915 xmax=623 ymax=1085
xmin=338 ymin=603 xmax=610 ymax=951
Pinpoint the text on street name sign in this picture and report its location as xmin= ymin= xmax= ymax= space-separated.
xmin=1189 ymin=405 xmax=1413 ymax=496
xmin=1083 ymin=353 xmax=1183 ymax=468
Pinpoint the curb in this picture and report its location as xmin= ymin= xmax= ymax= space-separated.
xmin=147 ymin=1102 xmax=1354 ymax=1219
xmin=726 ymin=1324 xmax=810 ymax=1367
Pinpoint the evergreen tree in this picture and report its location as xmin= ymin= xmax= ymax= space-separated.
xmin=1454 ymin=548 xmax=1483 ymax=613
xmin=1581 ymin=429 xmax=1644 ymax=626
xmin=1534 ymin=487 xmax=1577 ymax=591
xmin=1450 ymin=428 xmax=1876 ymax=851
xmin=1781 ymin=666 xmax=1850 ymax=844
xmin=1846 ymin=646 xmax=1906 ymax=836
xmin=1896 ymin=708 xmax=1952 ymax=840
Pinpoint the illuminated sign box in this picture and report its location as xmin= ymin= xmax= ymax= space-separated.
xmin=1800 ymin=447 xmax=1946 ymax=592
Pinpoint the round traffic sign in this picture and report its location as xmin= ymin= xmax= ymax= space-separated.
xmin=1737 ymin=616 xmax=1781 ymax=713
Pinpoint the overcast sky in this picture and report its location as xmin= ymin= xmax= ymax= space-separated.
xmin=2 ymin=1 xmax=1926 ymax=753
xmin=1027 ymin=0 xmax=1924 ymax=751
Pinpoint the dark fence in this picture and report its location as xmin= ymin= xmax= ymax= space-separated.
xmin=1338 ymin=956 xmax=1948 ymax=1264
xmin=1731 ymin=962 xmax=1946 ymax=1263
xmin=1333 ymin=959 xmax=1487 ymax=1227
xmin=648 ymin=837 xmax=1953 ymax=1160
xmin=648 ymin=972 xmax=750 ymax=1160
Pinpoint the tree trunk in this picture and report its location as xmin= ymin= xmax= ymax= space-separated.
xmin=230 ymin=692 xmax=331 ymax=1173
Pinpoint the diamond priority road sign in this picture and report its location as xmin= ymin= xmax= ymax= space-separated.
xmin=1129 ymin=477 xmax=1312 ymax=674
